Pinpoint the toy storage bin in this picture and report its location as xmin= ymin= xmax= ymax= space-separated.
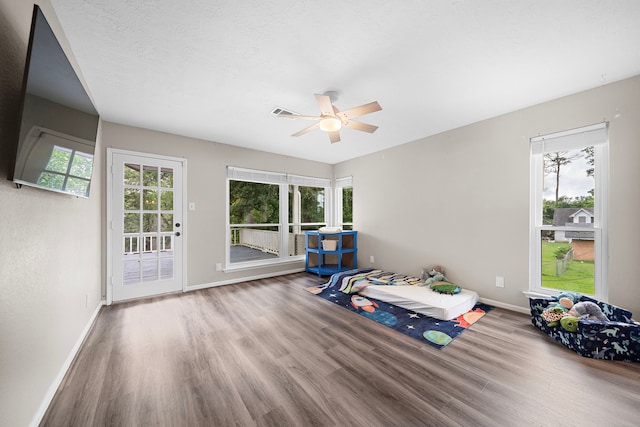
xmin=322 ymin=240 xmax=337 ymax=250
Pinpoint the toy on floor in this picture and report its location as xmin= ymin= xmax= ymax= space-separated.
xmin=541 ymin=293 xmax=609 ymax=332
xmin=420 ymin=265 xmax=461 ymax=294
xmin=569 ymin=301 xmax=609 ymax=321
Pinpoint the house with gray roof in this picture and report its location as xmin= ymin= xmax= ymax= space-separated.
xmin=552 ymin=207 xmax=595 ymax=261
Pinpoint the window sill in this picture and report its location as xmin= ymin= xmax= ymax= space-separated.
xmin=224 ymin=256 xmax=305 ymax=273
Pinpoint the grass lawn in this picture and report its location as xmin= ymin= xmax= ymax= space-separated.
xmin=541 ymin=241 xmax=594 ymax=294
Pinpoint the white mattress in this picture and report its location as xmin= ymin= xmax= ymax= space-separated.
xmin=358 ymin=285 xmax=479 ymax=321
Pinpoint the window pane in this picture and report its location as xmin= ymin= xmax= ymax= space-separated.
xmin=542 ymin=147 xmax=594 ymax=224
xmin=142 ymin=258 xmax=158 ymax=282
xmin=288 ymin=185 xmax=325 ymax=223
xmin=123 ymin=260 xmax=140 ymax=285
xmin=343 ymin=186 xmax=353 ymax=223
xmin=160 ymin=168 xmax=173 ymax=188
xmin=161 ymin=235 xmax=173 ymax=251
xmin=143 ymin=190 xmax=157 ymax=210
xmin=66 ymin=177 xmax=89 ymax=195
xmin=38 ymin=172 xmax=64 ymax=189
xmin=143 ymin=213 xmax=158 ymax=232
xmin=45 ymin=146 xmax=71 ymax=173
xmin=541 ymin=239 xmax=594 ymax=294
xmin=160 ymin=258 xmax=173 ymax=280
xmin=124 ymin=189 xmax=140 ymax=210
xmin=124 ymin=235 xmax=139 ymax=253
xmin=124 ymin=164 xmax=140 ymax=185
xmin=124 ymin=213 xmax=140 ymax=233
xmin=161 ymin=214 xmax=173 ymax=232
xmin=229 ymin=181 xmax=279 ymax=224
xmin=160 ymin=190 xmax=173 ymax=210
xmin=301 ymin=186 xmax=324 ymax=223
xmin=69 ymin=152 xmax=93 ymax=179
xmin=143 ymin=165 xmax=158 ymax=187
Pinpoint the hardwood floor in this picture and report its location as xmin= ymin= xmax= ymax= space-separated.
xmin=42 ymin=273 xmax=640 ymax=426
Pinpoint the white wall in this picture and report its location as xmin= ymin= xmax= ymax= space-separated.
xmin=0 ymin=1 xmax=103 ymax=426
xmin=335 ymin=75 xmax=640 ymax=315
xmin=101 ymin=122 xmax=333 ymax=289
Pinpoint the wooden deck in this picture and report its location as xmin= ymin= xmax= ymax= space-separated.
xmin=122 ymin=246 xmax=278 ymax=285
xmin=230 ymin=245 xmax=279 ymax=263
xmin=122 ymin=252 xmax=175 ymax=284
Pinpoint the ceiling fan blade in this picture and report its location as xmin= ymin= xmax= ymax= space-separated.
xmin=336 ymin=101 xmax=382 ymax=120
xmin=277 ymin=114 xmax=321 ymax=121
xmin=343 ymin=120 xmax=378 ymax=133
xmin=328 ymin=131 xmax=341 ymax=144
xmin=315 ymin=94 xmax=335 ymax=116
xmin=291 ymin=122 xmax=321 ymax=137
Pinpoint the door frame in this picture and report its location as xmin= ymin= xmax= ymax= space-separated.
xmin=106 ymin=148 xmax=187 ymax=305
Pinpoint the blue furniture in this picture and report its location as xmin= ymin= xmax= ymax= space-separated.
xmin=305 ymin=231 xmax=357 ymax=276
xmin=529 ymin=295 xmax=640 ymax=362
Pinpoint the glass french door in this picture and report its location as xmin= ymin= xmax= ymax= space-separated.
xmin=110 ymin=151 xmax=184 ymax=302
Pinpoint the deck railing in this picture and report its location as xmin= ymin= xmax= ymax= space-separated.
xmin=231 ymin=228 xmax=305 ymax=256
xmin=123 ymin=234 xmax=173 ymax=255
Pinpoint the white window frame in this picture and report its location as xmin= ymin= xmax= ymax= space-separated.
xmin=529 ymin=122 xmax=609 ymax=300
xmin=225 ymin=166 xmax=331 ymax=271
xmin=334 ymin=176 xmax=353 ymax=229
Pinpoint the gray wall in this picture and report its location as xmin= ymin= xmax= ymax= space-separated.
xmin=335 ymin=75 xmax=640 ymax=315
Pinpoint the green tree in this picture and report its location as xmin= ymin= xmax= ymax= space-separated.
xmin=229 ymin=181 xmax=279 ymax=224
xmin=544 ymin=151 xmax=581 ymax=205
xmin=299 ymin=186 xmax=324 ymax=223
xmin=343 ymin=187 xmax=353 ymax=223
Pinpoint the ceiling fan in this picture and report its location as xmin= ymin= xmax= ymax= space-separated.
xmin=274 ymin=92 xmax=382 ymax=143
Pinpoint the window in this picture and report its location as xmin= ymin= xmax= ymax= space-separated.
xmin=529 ymin=123 xmax=608 ymax=299
xmin=38 ymin=145 xmax=93 ymax=196
xmin=335 ymin=176 xmax=353 ymax=230
xmin=227 ymin=167 xmax=330 ymax=268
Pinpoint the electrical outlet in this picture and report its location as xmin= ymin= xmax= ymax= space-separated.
xmin=216 ymin=263 xmax=222 ymax=271
xmin=370 ymin=255 xmax=375 ymax=264
xmin=496 ymin=276 xmax=505 ymax=288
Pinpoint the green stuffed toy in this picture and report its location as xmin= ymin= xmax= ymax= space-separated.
xmin=560 ymin=315 xmax=580 ymax=332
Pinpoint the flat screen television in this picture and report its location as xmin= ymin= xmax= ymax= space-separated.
xmin=10 ymin=5 xmax=99 ymax=198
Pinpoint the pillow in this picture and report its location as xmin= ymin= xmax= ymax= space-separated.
xmin=430 ymin=281 xmax=461 ymax=295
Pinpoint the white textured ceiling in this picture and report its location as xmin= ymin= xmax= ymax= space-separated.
xmin=48 ymin=0 xmax=640 ymax=164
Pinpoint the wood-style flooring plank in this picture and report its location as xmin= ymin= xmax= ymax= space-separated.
xmin=41 ymin=272 xmax=640 ymax=426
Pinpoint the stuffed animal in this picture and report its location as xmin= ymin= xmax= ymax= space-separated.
xmin=541 ymin=306 xmax=567 ymax=327
xmin=419 ymin=265 xmax=461 ymax=293
xmin=555 ymin=292 xmax=580 ymax=309
xmin=421 ymin=265 xmax=447 ymax=286
xmin=560 ymin=315 xmax=580 ymax=332
xmin=542 ymin=297 xmax=609 ymax=332
xmin=569 ymin=301 xmax=609 ymax=321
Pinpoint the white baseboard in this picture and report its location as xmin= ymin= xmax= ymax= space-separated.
xmin=187 ymin=267 xmax=306 ymax=292
xmin=30 ymin=300 xmax=106 ymax=427
xmin=479 ymin=297 xmax=530 ymax=315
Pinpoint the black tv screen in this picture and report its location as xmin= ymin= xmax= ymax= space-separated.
xmin=10 ymin=5 xmax=99 ymax=198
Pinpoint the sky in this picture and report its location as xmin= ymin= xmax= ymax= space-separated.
xmin=543 ymin=150 xmax=593 ymax=200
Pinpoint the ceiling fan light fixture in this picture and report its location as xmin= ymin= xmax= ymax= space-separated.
xmin=319 ymin=116 xmax=342 ymax=132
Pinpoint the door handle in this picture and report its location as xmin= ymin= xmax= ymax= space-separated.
xmin=175 ymin=232 xmax=181 ymax=237
xmin=175 ymin=223 xmax=181 ymax=227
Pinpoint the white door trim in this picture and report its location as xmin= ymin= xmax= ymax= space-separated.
xmin=106 ymin=148 xmax=187 ymax=305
